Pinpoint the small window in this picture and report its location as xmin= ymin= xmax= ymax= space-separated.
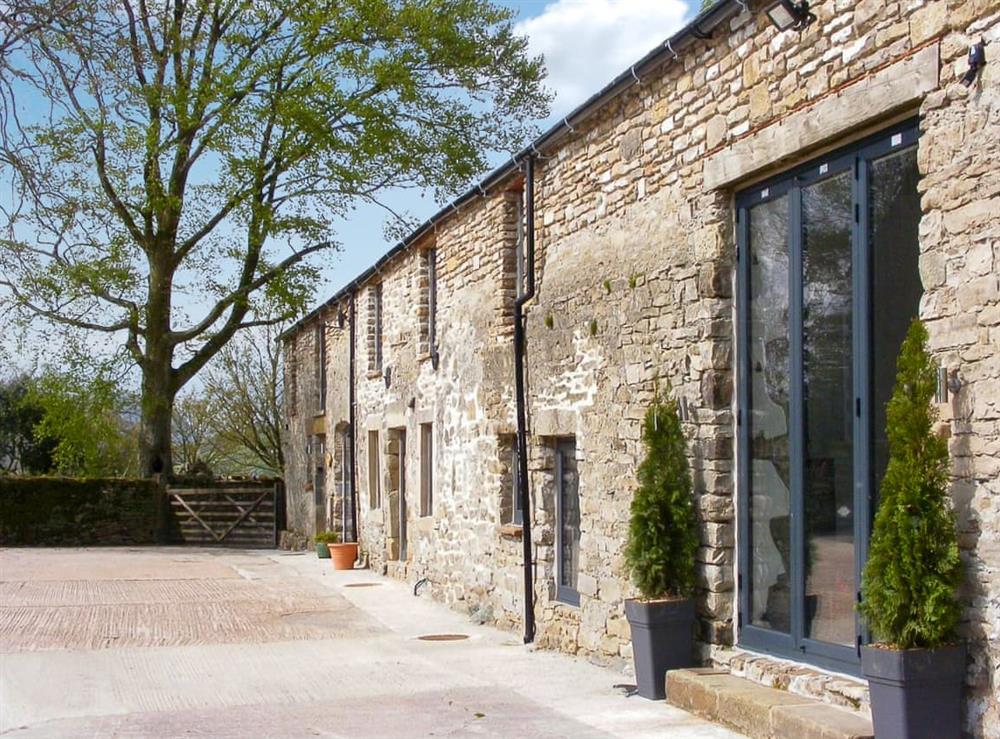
xmin=514 ymin=193 xmax=526 ymax=300
xmin=287 ymin=348 xmax=299 ymax=414
xmin=368 ymin=284 xmax=383 ymax=373
xmin=368 ymin=430 xmax=381 ymax=509
xmin=498 ymin=436 xmax=523 ymax=526
xmin=425 ymin=249 xmax=437 ymax=354
xmin=315 ymin=323 xmax=326 ymax=412
xmin=511 ymin=444 xmax=523 ymax=526
xmin=555 ymin=438 xmax=580 ymax=606
xmin=420 ymin=423 xmax=433 ymax=517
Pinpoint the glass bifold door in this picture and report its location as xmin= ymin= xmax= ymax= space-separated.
xmin=736 ymin=121 xmax=922 ymax=673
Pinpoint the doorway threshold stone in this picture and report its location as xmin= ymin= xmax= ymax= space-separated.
xmin=667 ymin=668 xmax=873 ymax=739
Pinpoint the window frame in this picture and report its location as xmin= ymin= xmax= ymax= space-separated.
xmin=420 ymin=423 xmax=433 ymax=517
xmin=315 ymin=323 xmax=326 ymax=413
xmin=367 ymin=430 xmax=381 ymax=509
xmin=425 ymin=249 xmax=437 ymax=356
xmin=735 ymin=119 xmax=921 ymax=676
xmin=554 ymin=438 xmax=580 ymax=607
xmin=372 ymin=283 xmax=383 ymax=374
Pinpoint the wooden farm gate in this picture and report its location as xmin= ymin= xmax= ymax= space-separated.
xmin=166 ymin=481 xmax=284 ymax=547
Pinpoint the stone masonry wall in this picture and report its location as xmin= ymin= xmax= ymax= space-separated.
xmin=284 ymin=0 xmax=1000 ymax=733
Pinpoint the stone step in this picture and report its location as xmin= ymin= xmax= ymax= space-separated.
xmin=667 ymin=668 xmax=873 ymax=739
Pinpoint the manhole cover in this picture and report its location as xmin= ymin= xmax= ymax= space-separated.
xmin=417 ymin=634 xmax=469 ymax=641
xmin=344 ymin=583 xmax=382 ymax=588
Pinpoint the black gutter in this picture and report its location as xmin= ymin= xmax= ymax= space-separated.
xmin=514 ymin=157 xmax=537 ymax=644
xmin=348 ymin=293 xmax=359 ymax=543
xmin=279 ymin=0 xmax=741 ymax=342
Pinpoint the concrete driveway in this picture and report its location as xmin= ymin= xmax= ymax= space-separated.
xmin=0 ymin=547 xmax=742 ymax=738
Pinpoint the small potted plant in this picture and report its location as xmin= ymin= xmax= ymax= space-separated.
xmin=314 ymin=531 xmax=337 ymax=558
xmin=859 ymin=321 xmax=965 ymax=739
xmin=624 ymin=390 xmax=699 ymax=700
xmin=326 ymin=533 xmax=359 ymax=571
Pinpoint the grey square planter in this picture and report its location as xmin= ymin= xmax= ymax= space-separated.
xmin=625 ymin=597 xmax=696 ymax=700
xmin=861 ymin=643 xmax=966 ymax=739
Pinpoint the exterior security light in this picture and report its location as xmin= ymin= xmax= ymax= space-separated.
xmin=962 ymin=41 xmax=986 ymax=86
xmin=765 ymin=0 xmax=816 ymax=31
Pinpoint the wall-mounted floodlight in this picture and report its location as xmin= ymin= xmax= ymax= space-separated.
xmin=765 ymin=0 xmax=816 ymax=31
xmin=962 ymin=41 xmax=986 ymax=87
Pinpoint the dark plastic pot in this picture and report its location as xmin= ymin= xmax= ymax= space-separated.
xmin=861 ymin=643 xmax=965 ymax=739
xmin=625 ymin=597 xmax=696 ymax=700
xmin=316 ymin=541 xmax=331 ymax=558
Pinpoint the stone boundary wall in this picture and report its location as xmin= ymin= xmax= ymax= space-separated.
xmin=0 ymin=477 xmax=160 ymax=546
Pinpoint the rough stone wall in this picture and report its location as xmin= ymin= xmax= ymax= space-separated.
xmin=282 ymin=308 xmax=351 ymax=542
xmin=283 ymin=0 xmax=1000 ymax=732
xmin=916 ymin=7 xmax=1000 ymax=734
xmin=352 ymin=189 xmax=525 ymax=628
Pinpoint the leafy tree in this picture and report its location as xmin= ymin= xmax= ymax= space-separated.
xmin=0 ymin=374 xmax=56 ymax=474
xmin=202 ymin=322 xmax=285 ymax=476
xmin=1 ymin=0 xmax=548 ymax=476
xmin=625 ymin=391 xmax=699 ymax=599
xmin=859 ymin=320 xmax=962 ymax=649
xmin=172 ymin=391 xmax=226 ymax=475
xmin=27 ymin=370 xmax=139 ymax=477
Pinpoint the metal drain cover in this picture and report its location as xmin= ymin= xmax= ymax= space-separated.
xmin=417 ymin=633 xmax=469 ymax=641
xmin=344 ymin=583 xmax=382 ymax=588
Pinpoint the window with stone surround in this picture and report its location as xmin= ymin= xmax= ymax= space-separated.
xmin=417 ymin=248 xmax=437 ymax=358
xmin=419 ymin=423 xmax=433 ymax=517
xmin=287 ymin=347 xmax=299 ymax=415
xmin=498 ymin=436 xmax=522 ymax=527
xmin=367 ymin=283 xmax=383 ymax=374
xmin=554 ymin=437 xmax=580 ymax=606
xmin=499 ymin=188 xmax=525 ymax=320
xmin=314 ymin=323 xmax=326 ymax=413
xmin=367 ymin=430 xmax=381 ymax=509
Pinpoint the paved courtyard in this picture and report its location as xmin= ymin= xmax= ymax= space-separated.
xmin=0 ymin=547 xmax=742 ymax=738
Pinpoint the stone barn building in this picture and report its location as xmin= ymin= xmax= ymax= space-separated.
xmin=282 ymin=0 xmax=1000 ymax=735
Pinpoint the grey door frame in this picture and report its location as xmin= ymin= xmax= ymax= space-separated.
xmin=735 ymin=119 xmax=920 ymax=675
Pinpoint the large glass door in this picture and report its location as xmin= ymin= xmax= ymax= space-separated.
xmin=737 ymin=121 xmax=922 ymax=673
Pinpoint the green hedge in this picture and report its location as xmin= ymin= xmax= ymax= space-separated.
xmin=0 ymin=477 xmax=161 ymax=546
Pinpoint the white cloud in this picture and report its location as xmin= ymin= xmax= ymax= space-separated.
xmin=515 ymin=0 xmax=693 ymax=117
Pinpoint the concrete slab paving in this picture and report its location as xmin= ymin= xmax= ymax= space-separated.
xmin=0 ymin=547 xmax=744 ymax=738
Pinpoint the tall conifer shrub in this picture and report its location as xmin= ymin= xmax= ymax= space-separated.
xmin=625 ymin=392 xmax=698 ymax=599
xmin=859 ymin=320 xmax=962 ymax=649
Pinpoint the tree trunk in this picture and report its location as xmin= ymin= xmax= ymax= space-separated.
xmin=139 ymin=362 xmax=175 ymax=477
xmin=140 ymin=254 xmax=176 ymax=478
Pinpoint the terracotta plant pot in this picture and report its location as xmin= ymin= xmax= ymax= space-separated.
xmin=861 ymin=643 xmax=966 ymax=739
xmin=625 ymin=597 xmax=696 ymax=700
xmin=328 ymin=542 xmax=358 ymax=570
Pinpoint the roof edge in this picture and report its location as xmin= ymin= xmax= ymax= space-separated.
xmin=280 ymin=0 xmax=743 ymax=341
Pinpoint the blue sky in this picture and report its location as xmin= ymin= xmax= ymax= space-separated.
xmin=310 ymin=0 xmax=698 ymax=309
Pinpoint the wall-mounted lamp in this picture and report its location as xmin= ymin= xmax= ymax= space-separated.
xmin=430 ymin=349 xmax=440 ymax=371
xmin=962 ymin=40 xmax=986 ymax=87
xmin=384 ymin=366 xmax=392 ymax=389
xmin=935 ymin=366 xmax=962 ymax=404
xmin=764 ymin=0 xmax=816 ymax=32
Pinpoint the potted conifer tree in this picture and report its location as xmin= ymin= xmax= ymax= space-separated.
xmin=859 ymin=320 xmax=965 ymax=739
xmin=624 ymin=391 xmax=699 ymax=700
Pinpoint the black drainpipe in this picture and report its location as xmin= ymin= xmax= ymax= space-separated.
xmin=514 ymin=156 xmax=537 ymax=644
xmin=348 ymin=292 xmax=359 ymax=543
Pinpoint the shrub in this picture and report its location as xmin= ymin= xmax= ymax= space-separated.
xmin=624 ymin=391 xmax=698 ymax=599
xmin=859 ymin=320 xmax=962 ymax=649
xmin=314 ymin=530 xmax=340 ymax=544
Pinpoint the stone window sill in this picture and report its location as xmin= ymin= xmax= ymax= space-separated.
xmin=500 ymin=523 xmax=523 ymax=539
xmin=366 ymin=369 xmax=383 ymax=380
